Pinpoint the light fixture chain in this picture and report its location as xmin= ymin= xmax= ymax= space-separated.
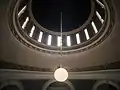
xmin=60 ymin=12 xmax=63 ymax=56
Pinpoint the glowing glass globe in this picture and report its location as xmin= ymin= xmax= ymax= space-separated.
xmin=54 ymin=68 xmax=68 ymax=82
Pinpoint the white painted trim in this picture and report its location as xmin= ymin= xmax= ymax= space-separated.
xmin=0 ymin=69 xmax=120 ymax=81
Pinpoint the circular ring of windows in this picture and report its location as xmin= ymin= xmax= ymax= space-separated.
xmin=8 ymin=0 xmax=115 ymax=54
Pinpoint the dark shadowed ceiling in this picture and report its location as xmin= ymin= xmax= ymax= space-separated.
xmin=32 ymin=0 xmax=91 ymax=32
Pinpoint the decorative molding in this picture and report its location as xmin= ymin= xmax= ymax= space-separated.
xmin=1 ymin=60 xmax=120 ymax=72
xmin=0 ymin=60 xmax=52 ymax=72
xmin=0 ymin=69 xmax=120 ymax=81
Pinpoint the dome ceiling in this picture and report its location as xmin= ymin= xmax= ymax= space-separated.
xmin=0 ymin=0 xmax=119 ymax=72
xmin=7 ymin=0 xmax=115 ymax=53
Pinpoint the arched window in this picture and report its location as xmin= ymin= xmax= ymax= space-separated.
xmin=93 ymin=80 xmax=120 ymax=90
xmin=0 ymin=81 xmax=24 ymax=90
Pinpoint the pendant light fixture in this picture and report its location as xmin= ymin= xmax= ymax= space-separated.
xmin=54 ymin=12 xmax=68 ymax=82
xmin=54 ymin=67 xmax=68 ymax=82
